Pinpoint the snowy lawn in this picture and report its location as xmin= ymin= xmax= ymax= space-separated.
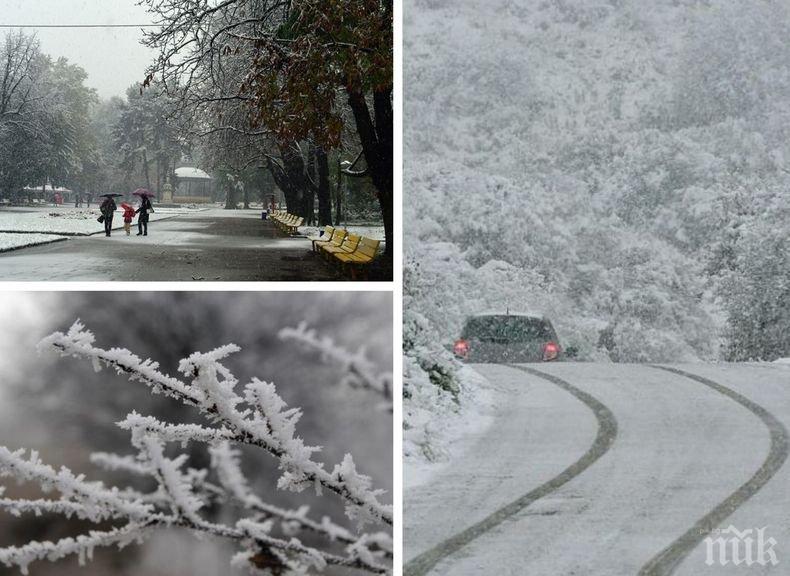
xmin=0 ymin=206 xmax=209 ymax=236
xmin=0 ymin=233 xmax=69 ymax=252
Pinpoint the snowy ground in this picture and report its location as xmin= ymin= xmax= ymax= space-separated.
xmin=405 ymin=362 xmax=790 ymax=575
xmin=0 ymin=233 xmax=68 ymax=252
xmin=0 ymin=205 xmax=208 ymax=236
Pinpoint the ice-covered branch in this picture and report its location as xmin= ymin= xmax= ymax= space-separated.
xmin=279 ymin=322 xmax=393 ymax=411
xmin=0 ymin=320 xmax=394 ymax=574
xmin=38 ymin=321 xmax=393 ymax=526
xmin=0 ymin=444 xmax=391 ymax=575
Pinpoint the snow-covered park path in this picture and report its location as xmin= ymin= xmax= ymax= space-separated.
xmin=405 ymin=363 xmax=790 ymax=575
xmin=0 ymin=209 xmax=342 ymax=281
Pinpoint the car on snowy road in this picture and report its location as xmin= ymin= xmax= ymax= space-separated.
xmin=452 ymin=313 xmax=562 ymax=363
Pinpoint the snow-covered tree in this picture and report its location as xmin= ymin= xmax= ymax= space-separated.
xmin=0 ymin=321 xmax=391 ymax=575
xmin=138 ymin=0 xmax=393 ymax=256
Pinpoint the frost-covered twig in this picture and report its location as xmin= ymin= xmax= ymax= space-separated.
xmin=279 ymin=322 xmax=393 ymax=411
xmin=0 ymin=498 xmax=91 ymax=519
xmin=0 ymin=447 xmax=152 ymax=522
xmin=210 ymin=442 xmax=392 ymax=557
xmin=38 ymin=320 xmax=392 ymax=526
xmin=118 ymin=412 xmax=236 ymax=446
xmin=0 ymin=522 xmax=155 ymax=576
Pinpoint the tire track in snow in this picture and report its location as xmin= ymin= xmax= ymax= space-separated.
xmin=639 ymin=365 xmax=789 ymax=576
xmin=404 ymin=364 xmax=618 ymax=576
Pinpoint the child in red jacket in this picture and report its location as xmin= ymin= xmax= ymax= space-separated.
xmin=121 ymin=203 xmax=135 ymax=236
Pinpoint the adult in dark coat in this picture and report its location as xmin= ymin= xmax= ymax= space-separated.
xmin=99 ymin=197 xmax=116 ymax=237
xmin=136 ymin=195 xmax=153 ymax=236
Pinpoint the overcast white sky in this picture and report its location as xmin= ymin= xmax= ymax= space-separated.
xmin=2 ymin=0 xmax=156 ymax=98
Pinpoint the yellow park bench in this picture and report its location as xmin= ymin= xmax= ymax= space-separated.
xmin=272 ymin=213 xmax=303 ymax=235
xmin=306 ymin=225 xmax=334 ymax=249
xmin=309 ymin=226 xmax=348 ymax=252
xmin=333 ymin=237 xmax=381 ymax=279
xmin=320 ymin=232 xmax=360 ymax=260
xmin=283 ymin=215 xmax=303 ymax=235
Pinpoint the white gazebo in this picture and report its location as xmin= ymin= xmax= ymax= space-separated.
xmin=23 ymin=183 xmax=74 ymax=204
xmin=173 ymin=167 xmax=213 ymax=203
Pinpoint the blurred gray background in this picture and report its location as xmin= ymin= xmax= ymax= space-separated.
xmin=0 ymin=292 xmax=392 ymax=575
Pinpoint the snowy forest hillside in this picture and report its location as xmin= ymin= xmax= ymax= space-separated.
xmin=404 ymin=0 xmax=790 ymax=458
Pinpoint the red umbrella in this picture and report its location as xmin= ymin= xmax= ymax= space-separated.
xmin=120 ymin=202 xmax=132 ymax=210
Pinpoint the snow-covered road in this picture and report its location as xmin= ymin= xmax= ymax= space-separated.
xmin=404 ymin=363 xmax=790 ymax=575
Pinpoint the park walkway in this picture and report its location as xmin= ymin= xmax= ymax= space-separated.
xmin=0 ymin=209 xmax=342 ymax=281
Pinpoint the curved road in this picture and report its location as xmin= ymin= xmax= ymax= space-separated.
xmin=404 ymin=363 xmax=790 ymax=575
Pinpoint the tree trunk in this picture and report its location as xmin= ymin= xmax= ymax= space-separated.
xmin=156 ymin=157 xmax=161 ymax=198
xmin=316 ymin=147 xmax=332 ymax=226
xmin=346 ymin=83 xmax=393 ymax=259
xmin=141 ymin=148 xmax=152 ymax=191
xmin=301 ymin=144 xmax=316 ymax=225
xmin=277 ymin=142 xmax=311 ymax=217
xmin=224 ymin=177 xmax=236 ymax=209
xmin=267 ymin=156 xmax=300 ymax=214
xmin=334 ymin=157 xmax=343 ymax=226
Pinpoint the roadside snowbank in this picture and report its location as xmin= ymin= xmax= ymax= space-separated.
xmin=403 ymin=306 xmax=496 ymax=489
xmin=0 ymin=233 xmax=69 ymax=252
xmin=404 ymin=360 xmax=495 ymax=489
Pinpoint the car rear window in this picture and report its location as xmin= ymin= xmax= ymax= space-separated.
xmin=462 ymin=316 xmax=555 ymax=342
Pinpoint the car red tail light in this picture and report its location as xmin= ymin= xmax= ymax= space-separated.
xmin=453 ymin=339 xmax=469 ymax=358
xmin=543 ymin=341 xmax=560 ymax=361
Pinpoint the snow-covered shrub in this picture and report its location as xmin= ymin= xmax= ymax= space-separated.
xmin=0 ymin=321 xmax=392 ymax=575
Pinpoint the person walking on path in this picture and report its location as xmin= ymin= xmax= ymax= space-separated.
xmin=136 ymin=194 xmax=153 ymax=236
xmin=99 ymin=196 xmax=116 ymax=237
xmin=121 ymin=203 xmax=135 ymax=236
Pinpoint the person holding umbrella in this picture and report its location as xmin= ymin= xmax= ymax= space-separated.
xmin=133 ymin=188 xmax=154 ymax=236
xmin=120 ymin=202 xmax=136 ymax=236
xmin=98 ymin=193 xmax=121 ymax=237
